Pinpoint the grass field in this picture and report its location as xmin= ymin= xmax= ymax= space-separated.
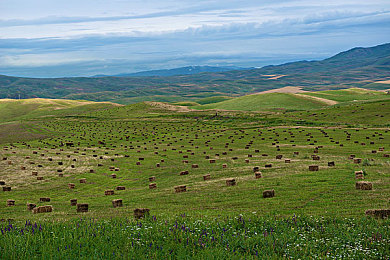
xmin=0 ymin=99 xmax=120 ymax=122
xmin=0 ymin=98 xmax=389 ymax=258
xmin=301 ymin=88 xmax=390 ymax=103
xmin=193 ymin=93 xmax=329 ymax=111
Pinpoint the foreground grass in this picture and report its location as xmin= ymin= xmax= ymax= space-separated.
xmin=0 ymin=215 xmax=388 ymax=259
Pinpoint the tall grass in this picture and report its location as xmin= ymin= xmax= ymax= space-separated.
xmin=0 ymin=215 xmax=389 ymax=259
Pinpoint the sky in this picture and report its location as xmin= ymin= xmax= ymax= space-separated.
xmin=0 ymin=0 xmax=389 ymax=78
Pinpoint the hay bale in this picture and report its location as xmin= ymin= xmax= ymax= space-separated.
xmin=180 ymin=171 xmax=189 ymax=176
xmin=105 ymin=190 xmax=114 ymax=195
xmin=284 ymin=159 xmax=291 ymax=163
xmin=245 ymin=159 xmax=250 ymax=163
xmin=70 ymin=199 xmax=77 ymax=206
xmin=112 ymin=199 xmax=123 ymax=208
xmin=2 ymin=186 xmax=11 ymax=192
xmin=149 ymin=183 xmax=157 ymax=189
xmin=111 ymin=174 xmax=117 ymax=179
xmin=156 ymin=163 xmax=160 ymax=167
xmin=0 ymin=181 xmax=5 ymax=185
xmin=149 ymin=176 xmax=156 ymax=182
xmin=328 ymin=161 xmax=335 ymax=167
xmin=6 ymin=199 xmax=15 ymax=206
xmin=309 ymin=165 xmax=319 ymax=171
xmin=365 ymin=209 xmax=390 ymax=219
xmin=255 ymin=172 xmax=262 ymax=179
xmin=76 ymin=203 xmax=88 ymax=213
xmin=33 ymin=205 xmax=53 ymax=214
xmin=312 ymin=155 xmax=320 ymax=160
xmin=355 ymin=171 xmax=364 ymax=179
xmin=209 ymin=159 xmax=216 ymax=163
xmin=175 ymin=185 xmax=187 ymax=193
xmin=263 ymin=189 xmax=275 ymax=198
xmin=356 ymin=182 xmax=372 ymax=190
xmin=20 ymin=166 xmax=26 ymax=170
xmin=276 ymin=155 xmax=283 ymax=159
xmin=222 ymin=164 xmax=227 ymax=168
xmin=58 ymin=173 xmax=64 ymax=177
xmin=134 ymin=208 xmax=150 ymax=219
xmin=68 ymin=183 xmax=75 ymax=189
xmin=37 ymin=176 xmax=44 ymax=180
xmin=353 ymin=158 xmax=362 ymax=164
xmin=27 ymin=203 xmax=36 ymax=211
xmin=192 ymin=164 xmax=199 ymax=168
xmin=40 ymin=197 xmax=50 ymax=202
xmin=116 ymin=186 xmax=126 ymax=190
xmin=203 ymin=174 xmax=211 ymax=181
xmin=226 ymin=179 xmax=236 ymax=186
xmin=265 ymin=164 xmax=272 ymax=168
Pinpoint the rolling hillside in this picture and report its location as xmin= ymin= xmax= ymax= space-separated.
xmin=0 ymin=43 xmax=389 ymax=103
xmin=192 ymin=88 xmax=390 ymax=112
xmin=104 ymin=65 xmax=246 ymax=77
xmin=0 ymin=98 xmax=121 ymax=122
xmin=193 ymin=93 xmax=329 ymax=111
xmin=301 ymin=88 xmax=390 ymax=103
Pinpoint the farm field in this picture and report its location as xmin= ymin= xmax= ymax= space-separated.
xmin=0 ymin=99 xmax=389 ymax=258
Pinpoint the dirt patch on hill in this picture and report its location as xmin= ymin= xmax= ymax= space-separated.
xmin=262 ymin=75 xmax=287 ymax=80
xmin=146 ymin=102 xmax=194 ymax=112
xmin=255 ymin=86 xmax=307 ymax=94
xmin=375 ymin=80 xmax=390 ymax=84
xmin=295 ymin=94 xmax=338 ymax=105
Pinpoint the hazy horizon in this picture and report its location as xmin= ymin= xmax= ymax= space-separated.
xmin=1 ymin=0 xmax=390 ymax=78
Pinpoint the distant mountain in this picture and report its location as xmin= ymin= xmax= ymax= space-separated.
xmin=259 ymin=42 xmax=390 ymax=74
xmin=0 ymin=43 xmax=389 ymax=103
xmin=94 ymin=66 xmax=248 ymax=77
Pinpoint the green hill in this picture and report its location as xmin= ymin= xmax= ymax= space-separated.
xmin=282 ymin=99 xmax=390 ymax=126
xmin=301 ymin=88 xmax=390 ymax=103
xmin=0 ymin=98 xmax=121 ymax=122
xmin=193 ymin=93 xmax=329 ymax=111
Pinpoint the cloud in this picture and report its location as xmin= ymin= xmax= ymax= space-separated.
xmin=0 ymin=0 xmax=389 ymax=77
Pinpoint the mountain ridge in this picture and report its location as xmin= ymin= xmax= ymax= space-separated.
xmin=0 ymin=42 xmax=389 ymax=103
xmin=94 ymin=65 xmax=249 ymax=77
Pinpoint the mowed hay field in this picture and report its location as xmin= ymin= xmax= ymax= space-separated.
xmin=0 ymin=100 xmax=389 ymax=258
xmin=1 ymin=102 xmax=389 ymax=219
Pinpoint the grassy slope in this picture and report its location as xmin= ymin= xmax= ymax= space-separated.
xmin=0 ymin=98 xmax=120 ymax=122
xmin=193 ymin=93 xmax=329 ymax=111
xmin=301 ymin=88 xmax=390 ymax=103
xmin=194 ymin=96 xmax=233 ymax=105
xmin=280 ymin=99 xmax=390 ymax=126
